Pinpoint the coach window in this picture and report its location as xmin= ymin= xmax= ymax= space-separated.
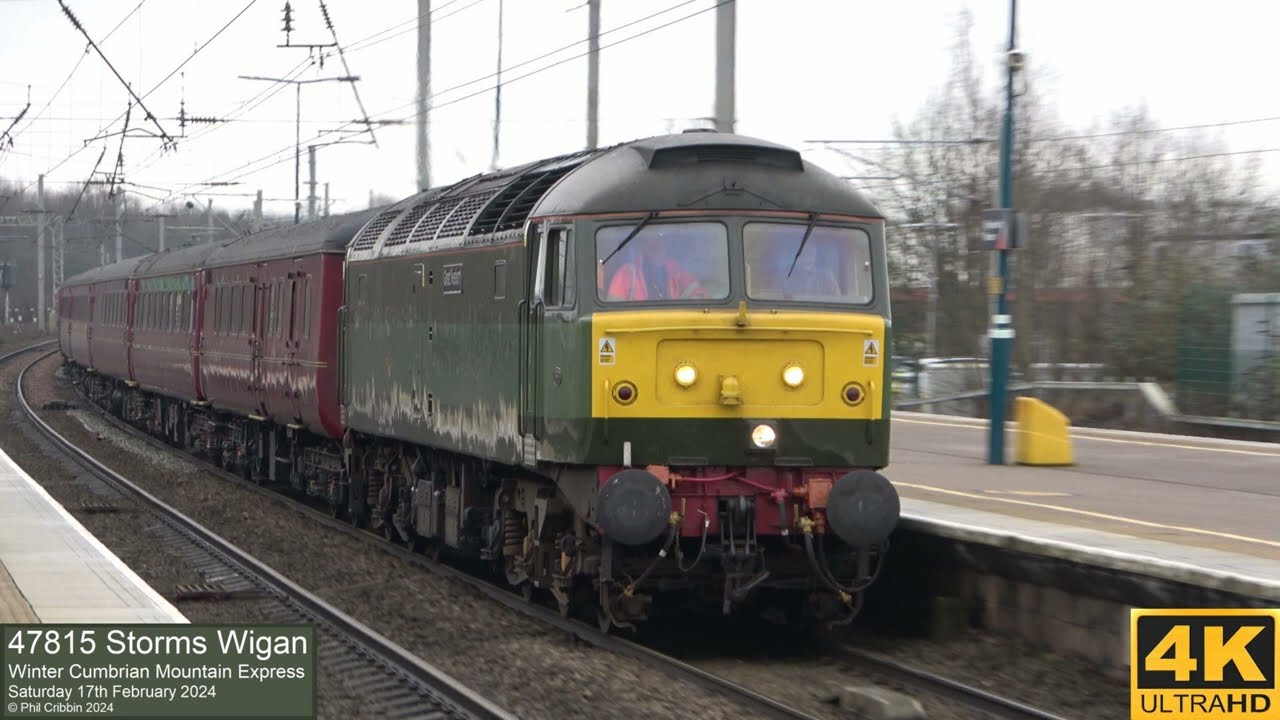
xmin=303 ymin=279 xmax=312 ymax=338
xmin=268 ymin=283 xmax=278 ymax=337
xmin=239 ymin=286 xmax=249 ymax=334
xmin=277 ymin=282 xmax=285 ymax=337
xmin=276 ymin=281 xmax=285 ymax=338
xmin=288 ymin=280 xmax=297 ymax=340
xmin=224 ymin=286 xmax=234 ymax=334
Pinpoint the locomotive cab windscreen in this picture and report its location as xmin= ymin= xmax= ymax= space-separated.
xmin=592 ymin=218 xmax=876 ymax=306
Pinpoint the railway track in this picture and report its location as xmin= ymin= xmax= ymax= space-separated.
xmin=0 ymin=338 xmax=58 ymax=364
xmin=35 ymin=348 xmax=1072 ymax=720
xmin=834 ymin=646 xmax=1071 ymax=720
xmin=14 ymin=350 xmax=517 ymax=720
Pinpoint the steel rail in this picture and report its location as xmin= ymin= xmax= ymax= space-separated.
xmin=53 ymin=355 xmax=824 ymax=720
xmin=0 ymin=338 xmax=59 ymax=365
xmin=837 ymin=645 xmax=1073 ymax=720
xmin=17 ymin=350 xmax=517 ymax=720
xmin=53 ymin=351 xmax=1067 ymax=720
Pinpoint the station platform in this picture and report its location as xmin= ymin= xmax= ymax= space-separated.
xmin=888 ymin=411 xmax=1280 ymax=601
xmin=0 ymin=447 xmax=187 ymax=624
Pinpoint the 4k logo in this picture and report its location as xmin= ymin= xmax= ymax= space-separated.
xmin=1132 ymin=609 xmax=1280 ymax=718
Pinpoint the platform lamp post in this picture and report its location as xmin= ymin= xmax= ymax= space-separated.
xmin=987 ymin=0 xmax=1025 ymax=465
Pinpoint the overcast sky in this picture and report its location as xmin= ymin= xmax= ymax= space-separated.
xmin=2 ymin=0 xmax=1278 ymax=219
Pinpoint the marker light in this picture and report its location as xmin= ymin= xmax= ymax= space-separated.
xmin=613 ymin=381 xmax=638 ymax=405
xmin=782 ymin=363 xmax=805 ymax=388
xmin=842 ymin=382 xmax=866 ymax=406
xmin=674 ymin=363 xmax=698 ymax=388
xmin=751 ymin=424 xmax=777 ymax=449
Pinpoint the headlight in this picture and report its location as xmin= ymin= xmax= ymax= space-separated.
xmin=750 ymin=423 xmax=777 ymax=449
xmin=674 ymin=363 xmax=698 ymax=387
xmin=782 ymin=363 xmax=805 ymax=388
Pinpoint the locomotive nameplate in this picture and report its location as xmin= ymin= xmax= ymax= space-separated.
xmin=442 ymin=264 xmax=463 ymax=295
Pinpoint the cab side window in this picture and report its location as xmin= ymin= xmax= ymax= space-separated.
xmin=542 ymin=228 xmax=574 ymax=309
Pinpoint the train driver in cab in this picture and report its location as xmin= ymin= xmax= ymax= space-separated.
xmin=753 ymin=238 xmax=841 ymax=301
xmin=603 ymin=228 xmax=706 ymax=301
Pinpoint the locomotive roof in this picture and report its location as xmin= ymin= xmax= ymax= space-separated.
xmin=346 ymin=131 xmax=883 ymax=261
xmin=535 ymin=132 xmax=883 ymax=219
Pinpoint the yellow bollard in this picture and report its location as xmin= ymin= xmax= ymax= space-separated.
xmin=1014 ymin=397 xmax=1074 ymax=466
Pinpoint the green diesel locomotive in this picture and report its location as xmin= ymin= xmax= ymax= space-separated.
xmin=337 ymin=130 xmax=900 ymax=629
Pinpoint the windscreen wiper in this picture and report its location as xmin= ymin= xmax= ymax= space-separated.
xmin=786 ymin=213 xmax=820 ymax=278
xmin=601 ymin=211 xmax=658 ymax=267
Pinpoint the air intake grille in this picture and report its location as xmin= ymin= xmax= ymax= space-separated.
xmin=470 ymin=173 xmax=543 ymax=235
xmin=436 ymin=191 xmax=496 ymax=239
xmin=409 ymin=197 xmax=464 ymax=243
xmin=351 ymin=207 xmax=404 ymax=251
xmin=381 ymin=199 xmax=435 ymax=247
xmin=493 ymin=166 xmax=576 ymax=232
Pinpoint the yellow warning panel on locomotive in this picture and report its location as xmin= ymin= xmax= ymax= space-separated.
xmin=1131 ymin=609 xmax=1280 ymax=719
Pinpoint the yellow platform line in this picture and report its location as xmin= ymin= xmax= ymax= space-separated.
xmin=896 ymin=481 xmax=1280 ymax=550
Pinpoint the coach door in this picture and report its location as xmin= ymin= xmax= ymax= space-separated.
xmin=520 ymin=222 xmax=575 ymax=465
xmin=125 ymin=279 xmax=137 ymax=381
xmin=519 ymin=224 xmax=543 ymax=465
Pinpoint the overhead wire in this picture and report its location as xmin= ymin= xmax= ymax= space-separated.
xmin=19 ymin=0 xmax=261 ymax=195
xmin=334 ymin=0 xmax=469 ymax=55
xmin=9 ymin=0 xmax=146 ymax=142
xmin=56 ymin=0 xmax=175 ymax=147
xmin=317 ymin=0 xmax=377 ymax=146
xmin=141 ymin=0 xmax=730 ymax=209
xmin=336 ymin=0 xmax=486 ymax=57
xmin=125 ymin=0 xmax=479 ymax=176
xmin=845 ymin=147 xmax=1280 ymax=194
xmin=126 ymin=0 xmax=491 ymax=202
